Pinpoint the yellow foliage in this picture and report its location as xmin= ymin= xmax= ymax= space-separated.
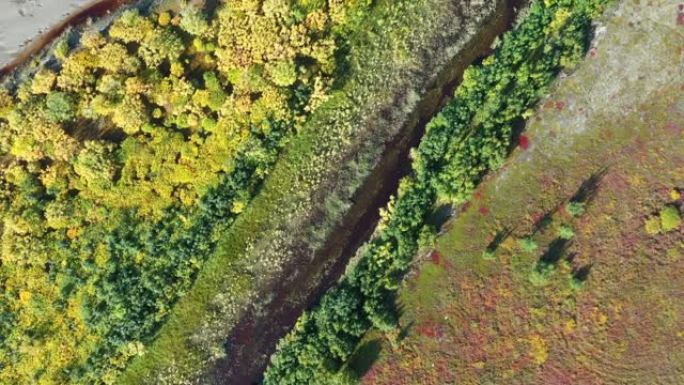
xmin=549 ymin=8 xmax=572 ymax=33
xmin=528 ymin=335 xmax=549 ymax=365
xmin=158 ymin=11 xmax=172 ymax=26
xmin=644 ymin=216 xmax=661 ymax=235
xmin=30 ymin=69 xmax=57 ymax=94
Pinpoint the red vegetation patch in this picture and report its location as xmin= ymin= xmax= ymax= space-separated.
xmin=416 ymin=321 xmax=444 ymax=339
xmin=678 ymin=5 xmax=684 ymax=25
xmin=555 ymin=101 xmax=566 ymax=111
xmin=519 ymin=134 xmax=530 ymax=150
xmin=666 ymin=122 xmax=682 ymax=134
xmin=430 ymin=250 xmax=442 ymax=265
xmin=430 ymin=250 xmax=453 ymax=270
xmin=473 ymin=189 xmax=485 ymax=201
xmin=532 ymin=211 xmax=547 ymax=226
xmin=479 ymin=206 xmax=490 ymax=216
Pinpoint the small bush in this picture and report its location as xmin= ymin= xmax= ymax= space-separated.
xmin=644 ymin=216 xmax=661 ymax=235
xmin=660 ymin=206 xmax=682 ymax=232
xmin=557 ymin=224 xmax=575 ymax=240
xmin=518 ymin=237 xmax=539 ymax=253
xmin=569 ymin=276 xmax=584 ymax=291
xmin=670 ymin=189 xmax=681 ymax=201
xmin=529 ymin=264 xmax=554 ymax=287
xmin=565 ymin=201 xmax=585 ymax=217
xmin=482 ymin=249 xmax=496 ymax=260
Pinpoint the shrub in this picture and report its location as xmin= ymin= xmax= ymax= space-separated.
xmin=660 ymin=205 xmax=682 ymax=232
xmin=529 ymin=264 xmax=554 ymax=287
xmin=482 ymin=249 xmax=497 ymax=260
xmin=565 ymin=201 xmax=585 ymax=217
xmin=557 ymin=224 xmax=575 ymax=239
xmin=518 ymin=237 xmax=539 ymax=253
xmin=644 ymin=216 xmax=661 ymax=235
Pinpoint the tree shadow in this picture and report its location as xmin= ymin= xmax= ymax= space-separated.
xmin=398 ymin=320 xmax=415 ymax=342
xmin=485 ymin=227 xmax=513 ymax=255
xmin=532 ymin=211 xmax=555 ymax=234
xmin=426 ymin=203 xmax=454 ymax=229
xmin=537 ymin=238 xmax=570 ymax=268
xmin=348 ymin=339 xmax=383 ymax=378
xmin=572 ymin=264 xmax=593 ymax=282
xmin=571 ymin=167 xmax=608 ymax=205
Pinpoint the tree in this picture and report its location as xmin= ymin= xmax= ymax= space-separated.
xmin=73 ymin=141 xmax=117 ymax=191
xmin=180 ymin=8 xmax=210 ymax=36
xmin=30 ymin=69 xmax=57 ymax=95
xmin=139 ymin=28 xmax=185 ymax=68
xmin=108 ymin=9 xmax=153 ymax=43
xmin=45 ymin=92 xmax=75 ymax=122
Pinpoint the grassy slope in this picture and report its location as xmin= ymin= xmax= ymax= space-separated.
xmin=118 ymin=1 xmax=507 ymax=383
xmin=360 ymin=1 xmax=684 ymax=384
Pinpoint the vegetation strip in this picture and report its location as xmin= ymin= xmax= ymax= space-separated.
xmin=263 ymin=0 xmax=610 ymax=383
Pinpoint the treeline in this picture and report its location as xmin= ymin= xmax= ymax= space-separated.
xmin=263 ymin=0 xmax=610 ymax=383
xmin=0 ymin=1 xmax=374 ymax=384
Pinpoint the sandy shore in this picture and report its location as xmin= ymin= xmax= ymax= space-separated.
xmin=0 ymin=0 xmax=94 ymax=67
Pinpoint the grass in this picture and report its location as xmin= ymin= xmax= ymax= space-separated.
xmin=357 ymin=1 xmax=684 ymax=384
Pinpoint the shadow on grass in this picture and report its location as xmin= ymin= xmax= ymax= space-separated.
xmin=571 ymin=167 xmax=608 ymax=205
xmin=426 ymin=203 xmax=454 ymax=229
xmin=538 ymin=238 xmax=571 ymax=267
xmin=485 ymin=227 xmax=513 ymax=254
xmin=348 ymin=339 xmax=383 ymax=378
xmin=572 ymin=264 xmax=593 ymax=282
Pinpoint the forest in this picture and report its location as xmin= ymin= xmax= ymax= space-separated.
xmin=0 ymin=1 xmax=373 ymax=384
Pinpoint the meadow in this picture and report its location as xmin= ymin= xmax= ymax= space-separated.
xmin=358 ymin=1 xmax=684 ymax=383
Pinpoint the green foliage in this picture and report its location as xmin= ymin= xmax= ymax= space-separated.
xmin=45 ymin=91 xmax=75 ymax=122
xmin=529 ymin=263 xmax=554 ymax=287
xmin=518 ymin=237 xmax=540 ymax=253
xmin=569 ymin=276 xmax=584 ymax=291
xmin=180 ymin=8 xmax=210 ymax=36
xmin=660 ymin=205 xmax=682 ymax=232
xmin=268 ymin=61 xmax=298 ymax=87
xmin=109 ymin=9 xmax=153 ymax=43
xmin=482 ymin=249 xmax=497 ymax=260
xmin=565 ymin=201 xmax=585 ymax=217
xmin=557 ymin=224 xmax=575 ymax=239
xmin=263 ymin=0 xmax=610 ymax=383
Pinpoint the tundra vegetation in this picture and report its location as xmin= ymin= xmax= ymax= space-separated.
xmin=263 ymin=0 xmax=610 ymax=383
xmin=359 ymin=0 xmax=684 ymax=381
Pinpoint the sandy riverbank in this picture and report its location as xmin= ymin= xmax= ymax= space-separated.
xmin=0 ymin=0 xmax=94 ymax=67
